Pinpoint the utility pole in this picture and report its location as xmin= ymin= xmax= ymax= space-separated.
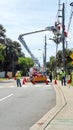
xmin=62 ymin=3 xmax=65 ymax=70
xmin=44 ymin=35 xmax=47 ymax=72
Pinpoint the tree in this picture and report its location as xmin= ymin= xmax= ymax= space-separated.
xmin=18 ymin=57 xmax=34 ymax=76
xmin=56 ymin=49 xmax=73 ymax=70
xmin=46 ymin=56 xmax=56 ymax=75
xmin=0 ymin=24 xmax=35 ymax=77
xmin=0 ymin=44 xmax=5 ymax=71
xmin=46 ymin=49 xmax=73 ymax=75
xmin=0 ymin=24 xmax=6 ymax=44
xmin=50 ymin=56 xmax=56 ymax=71
xmin=0 ymin=34 xmax=25 ymax=76
xmin=3 ymin=39 xmax=25 ymax=76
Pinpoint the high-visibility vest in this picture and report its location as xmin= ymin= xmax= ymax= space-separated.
xmin=60 ymin=71 xmax=66 ymax=77
xmin=15 ymin=72 xmax=21 ymax=79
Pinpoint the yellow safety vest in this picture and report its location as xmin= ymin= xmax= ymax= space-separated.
xmin=15 ymin=73 xmax=21 ymax=79
xmin=60 ymin=71 xmax=66 ymax=77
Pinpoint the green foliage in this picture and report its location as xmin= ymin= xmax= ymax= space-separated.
xmin=0 ymin=44 xmax=5 ymax=71
xmin=0 ymin=24 xmax=6 ymax=44
xmin=46 ymin=49 xmax=73 ymax=74
xmin=18 ymin=57 xmax=34 ymax=76
xmin=0 ymin=54 xmax=4 ymax=62
xmin=46 ymin=56 xmax=56 ymax=72
xmin=0 ymin=24 xmax=25 ymax=76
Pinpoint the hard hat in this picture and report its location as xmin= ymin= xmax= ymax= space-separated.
xmin=17 ymin=71 xmax=20 ymax=73
xmin=61 ymin=68 xmax=64 ymax=70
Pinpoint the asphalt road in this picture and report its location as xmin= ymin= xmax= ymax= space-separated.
xmin=0 ymin=80 xmax=56 ymax=130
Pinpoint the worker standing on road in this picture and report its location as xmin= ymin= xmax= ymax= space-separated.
xmin=15 ymin=71 xmax=22 ymax=87
xmin=49 ymin=71 xmax=52 ymax=82
xmin=60 ymin=68 xmax=66 ymax=86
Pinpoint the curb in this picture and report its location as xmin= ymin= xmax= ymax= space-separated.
xmin=29 ymin=84 xmax=67 ymax=130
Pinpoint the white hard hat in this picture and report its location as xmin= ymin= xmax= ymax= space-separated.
xmin=17 ymin=71 xmax=20 ymax=73
xmin=61 ymin=68 xmax=64 ymax=70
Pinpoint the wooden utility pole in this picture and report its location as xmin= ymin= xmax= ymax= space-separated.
xmin=44 ymin=35 xmax=47 ymax=72
xmin=62 ymin=3 xmax=65 ymax=70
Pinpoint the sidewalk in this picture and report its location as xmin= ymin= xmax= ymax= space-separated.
xmin=29 ymin=81 xmax=73 ymax=130
xmin=45 ymin=81 xmax=73 ymax=130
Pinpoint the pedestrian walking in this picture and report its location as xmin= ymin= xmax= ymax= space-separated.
xmin=15 ymin=71 xmax=22 ymax=87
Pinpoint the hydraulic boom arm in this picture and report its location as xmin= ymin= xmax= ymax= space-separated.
xmin=18 ymin=35 xmax=40 ymax=66
xmin=18 ymin=26 xmax=57 ymax=67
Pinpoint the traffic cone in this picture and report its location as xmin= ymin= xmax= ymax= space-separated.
xmin=14 ymin=76 xmax=16 ymax=80
xmin=27 ymin=77 xmax=29 ymax=82
xmin=32 ymin=80 xmax=35 ymax=85
xmin=23 ymin=77 xmax=27 ymax=82
xmin=67 ymin=80 xmax=71 ymax=88
xmin=6 ymin=75 xmax=10 ymax=80
xmin=26 ymin=77 xmax=28 ymax=82
xmin=46 ymin=80 xmax=49 ymax=85
xmin=22 ymin=78 xmax=25 ymax=84
xmin=54 ymin=79 xmax=57 ymax=84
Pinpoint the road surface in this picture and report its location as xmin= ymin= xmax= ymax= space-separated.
xmin=0 ymin=80 xmax=56 ymax=130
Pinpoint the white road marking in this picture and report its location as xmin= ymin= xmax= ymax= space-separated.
xmin=0 ymin=94 xmax=13 ymax=102
xmin=0 ymin=85 xmax=16 ymax=88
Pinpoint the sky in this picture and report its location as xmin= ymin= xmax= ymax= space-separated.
xmin=0 ymin=0 xmax=73 ymax=65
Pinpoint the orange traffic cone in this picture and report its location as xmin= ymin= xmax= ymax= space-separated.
xmin=32 ymin=80 xmax=35 ymax=85
xmin=54 ymin=79 xmax=57 ymax=84
xmin=46 ymin=80 xmax=49 ymax=85
xmin=23 ymin=77 xmax=27 ymax=83
xmin=27 ymin=77 xmax=29 ymax=82
xmin=22 ymin=78 xmax=25 ymax=84
xmin=67 ymin=80 xmax=71 ymax=88
xmin=14 ymin=76 xmax=16 ymax=80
